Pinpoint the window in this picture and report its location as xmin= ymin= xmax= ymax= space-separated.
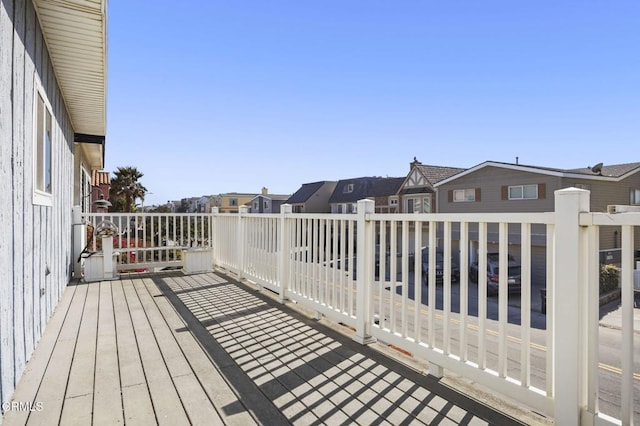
xmin=508 ymin=184 xmax=538 ymax=200
xmin=453 ymin=189 xmax=476 ymax=202
xmin=264 ymin=201 xmax=269 ymax=209
xmin=390 ymin=197 xmax=398 ymax=206
xmin=343 ymin=183 xmax=354 ymax=193
xmin=230 ymin=198 xmax=238 ymax=206
xmin=423 ymin=196 xmax=431 ymax=213
xmin=33 ymin=90 xmax=53 ymax=205
xmin=407 ymin=198 xmax=415 ymax=213
xmin=80 ymin=168 xmax=90 ymax=212
xmin=631 ymin=189 xmax=640 ymax=205
xmin=253 ymin=201 xmax=258 ymax=210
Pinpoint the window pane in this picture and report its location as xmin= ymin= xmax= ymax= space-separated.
xmin=423 ymin=197 xmax=430 ymax=213
xmin=523 ymin=184 xmax=537 ymax=199
xmin=509 ymin=186 xmax=523 ymax=199
xmin=454 ymin=190 xmax=465 ymax=202
xmin=44 ymin=110 xmax=52 ymax=193
xmin=36 ymin=95 xmax=44 ymax=191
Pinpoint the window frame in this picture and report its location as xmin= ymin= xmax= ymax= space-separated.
xmin=453 ymin=188 xmax=476 ymax=203
xmin=631 ymin=188 xmax=640 ymax=205
xmin=508 ymin=184 xmax=538 ymax=200
xmin=33 ymin=80 xmax=54 ymax=206
xmin=343 ymin=183 xmax=354 ymax=193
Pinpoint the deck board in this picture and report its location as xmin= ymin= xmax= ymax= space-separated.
xmin=2 ymin=271 xmax=526 ymax=426
xmin=93 ymin=281 xmax=124 ymax=425
xmin=27 ymin=283 xmax=88 ymax=425
xmin=1 ymin=284 xmax=77 ymax=426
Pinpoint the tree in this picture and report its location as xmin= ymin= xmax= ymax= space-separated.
xmin=109 ymin=166 xmax=148 ymax=212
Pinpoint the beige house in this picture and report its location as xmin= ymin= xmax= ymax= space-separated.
xmin=398 ymin=158 xmax=465 ymax=213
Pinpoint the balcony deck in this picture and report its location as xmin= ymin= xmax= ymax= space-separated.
xmin=1 ymin=271 xmax=532 ymax=426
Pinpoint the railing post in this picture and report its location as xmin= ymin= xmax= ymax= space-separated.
xmin=72 ymin=206 xmax=85 ymax=279
xmin=237 ymin=206 xmax=249 ymax=280
xmin=211 ymin=207 xmax=219 ymax=269
xmin=278 ymin=204 xmax=292 ymax=303
xmin=553 ymin=188 xmax=590 ymax=425
xmin=354 ymin=199 xmax=375 ymax=345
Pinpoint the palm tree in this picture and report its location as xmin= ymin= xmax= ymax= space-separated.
xmin=109 ymin=166 xmax=148 ymax=212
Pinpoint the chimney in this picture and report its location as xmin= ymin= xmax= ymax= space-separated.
xmin=262 ymin=187 xmax=268 ymax=195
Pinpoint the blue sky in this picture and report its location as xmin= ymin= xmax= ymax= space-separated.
xmin=105 ymin=1 xmax=640 ymax=206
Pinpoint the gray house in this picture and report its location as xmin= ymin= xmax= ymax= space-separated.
xmin=434 ymin=160 xmax=640 ymax=285
xmin=287 ymin=181 xmax=337 ymax=213
xmin=0 ymin=0 xmax=107 ymax=407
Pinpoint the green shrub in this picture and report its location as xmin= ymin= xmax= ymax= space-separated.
xmin=600 ymin=264 xmax=620 ymax=294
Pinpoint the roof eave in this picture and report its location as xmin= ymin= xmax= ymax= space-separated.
xmin=34 ymin=0 xmax=107 ymax=161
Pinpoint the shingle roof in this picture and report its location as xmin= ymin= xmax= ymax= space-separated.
xmin=329 ymin=177 xmax=404 ymax=203
xmin=567 ymin=162 xmax=640 ymax=178
xmin=368 ymin=177 xmax=404 ymax=197
xmin=417 ymin=164 xmax=466 ymax=184
xmin=287 ymin=181 xmax=334 ymax=204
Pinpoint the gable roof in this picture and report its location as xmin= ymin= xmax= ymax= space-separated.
xmin=329 ymin=177 xmax=403 ymax=203
xmin=287 ymin=181 xmax=335 ymax=204
xmin=435 ymin=161 xmax=640 ymax=187
xmin=417 ymin=164 xmax=467 ymax=185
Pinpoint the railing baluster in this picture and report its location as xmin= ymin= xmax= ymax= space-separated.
xmin=401 ymin=221 xmax=409 ymax=338
xmin=478 ymin=221 xmax=487 ymax=369
xmin=520 ymin=222 xmax=531 ymax=387
xmin=459 ymin=221 xmax=469 ymax=362
xmin=348 ymin=219 xmax=354 ymax=317
xmin=443 ymin=221 xmax=451 ymax=355
xmin=498 ymin=222 xmax=508 ymax=378
xmin=390 ymin=220 xmax=397 ymax=333
xmin=414 ymin=220 xmax=422 ymax=343
xmin=379 ymin=220 xmax=387 ymax=330
xmin=620 ymin=225 xmax=634 ymax=425
xmin=428 ymin=220 xmax=436 ymax=349
xmin=545 ymin=223 xmax=554 ymax=397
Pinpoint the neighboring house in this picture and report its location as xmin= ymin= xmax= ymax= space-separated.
xmin=250 ymin=188 xmax=290 ymax=214
xmin=368 ymin=178 xmax=405 ymax=213
xmin=434 ymin=160 xmax=640 ymax=284
xmin=0 ymin=0 xmax=107 ymax=407
xmin=398 ymin=158 xmax=466 ymax=213
xmin=90 ymin=170 xmax=111 ymax=212
xmin=329 ymin=177 xmax=403 ymax=213
xmin=287 ymin=181 xmax=337 ymax=213
xmin=215 ymin=192 xmax=258 ymax=213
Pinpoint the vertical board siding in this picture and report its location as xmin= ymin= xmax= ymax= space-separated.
xmin=0 ymin=0 xmax=16 ymax=407
xmin=12 ymin=0 xmax=26 ymax=384
xmin=0 ymin=0 xmax=76 ymax=409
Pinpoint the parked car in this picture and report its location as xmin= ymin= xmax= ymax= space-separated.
xmin=470 ymin=253 xmax=521 ymax=295
xmin=409 ymin=248 xmax=460 ymax=285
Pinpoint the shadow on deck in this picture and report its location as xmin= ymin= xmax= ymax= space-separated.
xmin=2 ymin=271 xmax=532 ymax=425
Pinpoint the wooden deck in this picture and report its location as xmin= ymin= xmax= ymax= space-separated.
xmin=2 ymin=272 xmax=526 ymax=425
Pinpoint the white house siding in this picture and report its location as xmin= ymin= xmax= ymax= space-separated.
xmin=0 ymin=0 xmax=75 ymax=406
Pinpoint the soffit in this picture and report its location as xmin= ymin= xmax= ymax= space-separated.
xmin=34 ymin=0 xmax=107 ymax=137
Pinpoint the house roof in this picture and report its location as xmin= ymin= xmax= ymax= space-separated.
xmin=368 ymin=177 xmax=405 ymax=197
xmin=91 ymin=170 xmax=110 ymax=186
xmin=567 ymin=162 xmax=640 ymax=178
xmin=329 ymin=177 xmax=402 ymax=203
xmin=287 ymin=181 xmax=335 ymax=204
xmin=251 ymin=194 xmax=291 ymax=202
xmin=435 ymin=161 xmax=640 ymax=187
xmin=416 ymin=164 xmax=467 ymax=185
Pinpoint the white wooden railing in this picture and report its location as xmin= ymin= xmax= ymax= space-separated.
xmin=75 ymin=189 xmax=638 ymax=425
